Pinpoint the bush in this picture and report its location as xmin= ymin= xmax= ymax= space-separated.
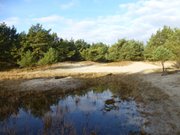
xmin=107 ymin=39 xmax=144 ymax=61
xmin=38 ymin=48 xmax=58 ymax=65
xmin=106 ymin=39 xmax=127 ymax=61
xmin=81 ymin=43 xmax=108 ymax=62
xmin=119 ymin=40 xmax=144 ymax=61
xmin=17 ymin=50 xmax=35 ymax=67
xmin=153 ymin=46 xmax=173 ymax=73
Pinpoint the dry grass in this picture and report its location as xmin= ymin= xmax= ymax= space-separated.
xmin=0 ymin=72 xmax=107 ymax=81
xmin=0 ymin=70 xmax=173 ymax=103
xmin=0 ymin=61 xmax=95 ymax=80
xmin=84 ymin=74 xmax=169 ymax=103
xmin=0 ymin=73 xmax=169 ymax=100
xmin=0 ymin=61 xmax=134 ymax=80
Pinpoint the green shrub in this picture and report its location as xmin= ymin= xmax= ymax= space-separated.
xmin=38 ymin=48 xmax=58 ymax=65
xmin=119 ymin=40 xmax=144 ymax=61
xmin=81 ymin=43 xmax=108 ymax=62
xmin=17 ymin=50 xmax=35 ymax=67
xmin=153 ymin=46 xmax=173 ymax=73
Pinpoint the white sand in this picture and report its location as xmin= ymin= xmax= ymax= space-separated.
xmin=37 ymin=61 xmax=161 ymax=74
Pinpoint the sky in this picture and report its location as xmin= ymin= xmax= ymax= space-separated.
xmin=1 ymin=0 xmax=180 ymax=44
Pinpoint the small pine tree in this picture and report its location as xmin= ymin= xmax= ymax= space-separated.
xmin=153 ymin=46 xmax=173 ymax=74
xmin=17 ymin=50 xmax=35 ymax=67
xmin=38 ymin=48 xmax=58 ymax=65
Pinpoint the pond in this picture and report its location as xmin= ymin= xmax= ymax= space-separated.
xmin=0 ymin=87 xmax=145 ymax=135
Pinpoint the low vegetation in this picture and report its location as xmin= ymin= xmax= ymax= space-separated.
xmin=152 ymin=46 xmax=173 ymax=74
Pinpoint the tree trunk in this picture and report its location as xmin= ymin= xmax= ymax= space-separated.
xmin=161 ymin=61 xmax=165 ymax=75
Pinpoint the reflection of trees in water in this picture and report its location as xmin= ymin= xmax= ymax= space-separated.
xmin=0 ymin=88 xmax=93 ymax=120
xmin=21 ymin=94 xmax=59 ymax=117
xmin=0 ymin=82 xmax=143 ymax=135
xmin=94 ymin=84 xmax=134 ymax=100
xmin=0 ymin=90 xmax=60 ymax=121
xmin=43 ymin=104 xmax=100 ymax=135
xmin=42 ymin=105 xmax=76 ymax=135
xmin=0 ymin=91 xmax=20 ymax=121
xmin=0 ymin=82 xmax=134 ymax=121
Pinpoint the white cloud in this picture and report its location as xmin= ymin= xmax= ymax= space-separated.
xmin=32 ymin=15 xmax=73 ymax=31
xmin=117 ymin=0 xmax=180 ymax=40
xmin=57 ymin=0 xmax=180 ymax=44
xmin=1 ymin=17 xmax=20 ymax=26
xmin=2 ymin=0 xmax=180 ymax=44
xmin=33 ymin=15 xmax=65 ymax=23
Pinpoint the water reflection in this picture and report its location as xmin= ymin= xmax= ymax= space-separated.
xmin=0 ymin=87 xmax=145 ymax=135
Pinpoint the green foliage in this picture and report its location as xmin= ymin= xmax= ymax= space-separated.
xmin=38 ymin=48 xmax=58 ymax=65
xmin=107 ymin=39 xmax=144 ymax=61
xmin=152 ymin=46 xmax=173 ymax=73
xmin=23 ymin=24 xmax=56 ymax=61
xmin=164 ymin=29 xmax=180 ymax=60
xmin=145 ymin=26 xmax=180 ymax=62
xmin=75 ymin=39 xmax=90 ymax=60
xmin=11 ymin=32 xmax=27 ymax=61
xmin=0 ymin=22 xmax=19 ymax=63
xmin=153 ymin=46 xmax=173 ymax=61
xmin=57 ymin=39 xmax=78 ymax=61
xmin=107 ymin=39 xmax=127 ymax=61
xmin=17 ymin=50 xmax=35 ymax=67
xmin=145 ymin=26 xmax=174 ymax=60
xmin=17 ymin=24 xmax=61 ymax=67
xmin=81 ymin=43 xmax=108 ymax=62
xmin=119 ymin=40 xmax=144 ymax=61
xmin=1 ymin=23 xmax=180 ymax=69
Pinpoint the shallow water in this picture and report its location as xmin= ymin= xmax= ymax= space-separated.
xmin=0 ymin=87 xmax=145 ymax=135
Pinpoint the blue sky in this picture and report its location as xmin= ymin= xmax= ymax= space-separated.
xmin=1 ymin=0 xmax=180 ymax=44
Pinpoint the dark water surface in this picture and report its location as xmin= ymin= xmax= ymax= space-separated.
xmin=0 ymin=87 xmax=145 ymax=135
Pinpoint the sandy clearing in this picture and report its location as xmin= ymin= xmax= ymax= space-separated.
xmin=0 ymin=61 xmax=179 ymax=102
xmin=21 ymin=62 xmax=180 ymax=106
xmin=8 ymin=61 xmax=161 ymax=80
xmin=0 ymin=61 xmax=161 ymax=78
xmin=33 ymin=61 xmax=161 ymax=74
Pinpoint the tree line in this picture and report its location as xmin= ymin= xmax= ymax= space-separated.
xmin=0 ymin=23 xmax=179 ymax=69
